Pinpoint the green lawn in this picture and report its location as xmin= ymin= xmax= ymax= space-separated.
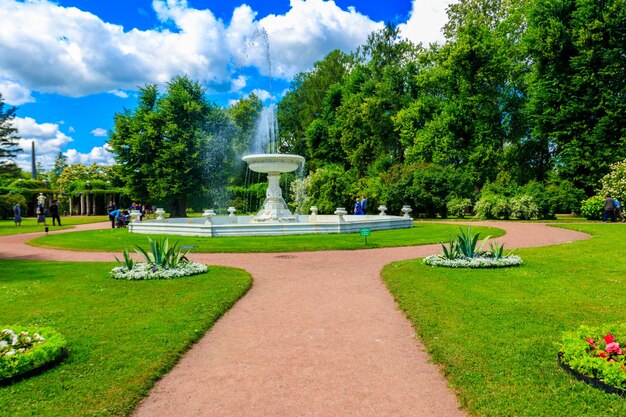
xmin=0 ymin=260 xmax=252 ymax=416
xmin=26 ymin=222 xmax=505 ymax=253
xmin=382 ymin=223 xmax=626 ymax=416
xmin=0 ymin=216 xmax=109 ymax=236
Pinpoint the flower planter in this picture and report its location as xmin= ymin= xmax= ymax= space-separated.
xmin=557 ymin=352 xmax=626 ymax=397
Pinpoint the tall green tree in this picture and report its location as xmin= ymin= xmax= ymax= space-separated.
xmin=526 ymin=0 xmax=626 ymax=193
xmin=108 ymin=75 xmax=216 ymax=217
xmin=0 ymin=93 xmax=21 ymax=172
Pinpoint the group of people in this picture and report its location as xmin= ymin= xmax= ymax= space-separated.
xmin=108 ymin=201 xmax=151 ymax=228
xmin=354 ymin=195 xmax=368 ymax=215
xmin=603 ymin=194 xmax=625 ymax=222
xmin=13 ymin=199 xmax=62 ymax=227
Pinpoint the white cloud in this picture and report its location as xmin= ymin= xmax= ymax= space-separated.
xmin=12 ymin=116 xmax=73 ymax=170
xmin=68 ymin=126 xmax=76 ymax=133
xmin=251 ymin=89 xmax=272 ymax=102
xmin=398 ymin=0 xmax=454 ymax=45
xmin=0 ymin=0 xmax=382 ymax=97
xmin=65 ymin=144 xmax=115 ymax=166
xmin=108 ymin=89 xmax=129 ymax=98
xmin=0 ymin=80 xmax=35 ymax=105
xmin=91 ymin=128 xmax=108 ymax=137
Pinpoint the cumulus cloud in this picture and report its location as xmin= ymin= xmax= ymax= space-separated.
xmin=65 ymin=144 xmax=115 ymax=166
xmin=108 ymin=89 xmax=129 ymax=98
xmin=251 ymin=89 xmax=272 ymax=102
xmin=398 ymin=0 xmax=454 ymax=45
xmin=0 ymin=80 xmax=35 ymax=105
xmin=0 ymin=0 xmax=382 ymax=97
xmin=12 ymin=116 xmax=113 ymax=169
xmin=13 ymin=116 xmax=73 ymax=169
xmin=91 ymin=128 xmax=108 ymax=137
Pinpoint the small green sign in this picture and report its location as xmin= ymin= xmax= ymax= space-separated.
xmin=359 ymin=228 xmax=371 ymax=236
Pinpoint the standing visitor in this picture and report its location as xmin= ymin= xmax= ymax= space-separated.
xmin=13 ymin=203 xmax=21 ymax=226
xmin=361 ymin=195 xmax=367 ymax=213
xmin=354 ymin=197 xmax=364 ymax=215
xmin=107 ymin=200 xmax=116 ymax=228
xmin=36 ymin=204 xmax=47 ymax=226
xmin=603 ymin=194 xmax=616 ymax=223
xmin=49 ymin=200 xmax=62 ymax=226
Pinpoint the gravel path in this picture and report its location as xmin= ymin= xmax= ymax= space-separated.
xmin=0 ymin=221 xmax=590 ymax=416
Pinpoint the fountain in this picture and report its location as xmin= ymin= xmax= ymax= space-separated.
xmin=127 ymin=30 xmax=413 ymax=237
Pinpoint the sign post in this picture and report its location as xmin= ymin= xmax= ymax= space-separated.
xmin=359 ymin=228 xmax=371 ymax=246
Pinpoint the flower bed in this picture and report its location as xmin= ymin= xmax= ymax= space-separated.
xmin=0 ymin=326 xmax=67 ymax=384
xmin=558 ymin=325 xmax=626 ymax=394
xmin=423 ymin=254 xmax=523 ymax=268
xmin=110 ymin=262 xmax=208 ymax=280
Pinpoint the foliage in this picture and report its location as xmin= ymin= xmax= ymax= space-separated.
xmin=132 ymin=237 xmax=190 ymax=269
xmin=0 ymin=326 xmax=66 ymax=383
xmin=600 ymin=159 xmax=626 ymax=203
xmin=559 ymin=325 xmax=626 ymax=391
xmin=305 ymin=164 xmax=356 ymax=213
xmin=109 ymin=261 xmax=208 ymax=280
xmin=0 ymin=93 xmax=21 ymax=169
xmin=0 ymin=193 xmax=26 ymax=220
xmin=580 ymin=196 xmax=605 ymax=220
xmin=113 ymin=248 xmax=137 ymax=271
xmin=509 ymin=194 xmax=540 ymax=220
xmin=473 ymin=194 xmax=510 ymax=220
xmin=108 ymin=76 xmax=230 ymax=217
xmin=446 ymin=197 xmax=472 ymax=218
xmin=546 ymin=178 xmax=587 ymax=214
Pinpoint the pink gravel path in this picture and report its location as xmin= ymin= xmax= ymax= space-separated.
xmin=0 ymin=221 xmax=590 ymax=416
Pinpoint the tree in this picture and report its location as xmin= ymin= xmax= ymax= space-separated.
xmin=108 ymin=75 xmax=220 ymax=217
xmin=0 ymin=93 xmax=21 ymax=171
xmin=526 ymin=0 xmax=626 ymax=193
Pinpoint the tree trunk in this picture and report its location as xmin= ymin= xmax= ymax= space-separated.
xmin=169 ymin=195 xmax=187 ymax=217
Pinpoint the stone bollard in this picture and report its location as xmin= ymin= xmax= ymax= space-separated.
xmin=202 ymin=209 xmax=216 ymax=224
xmin=155 ymin=208 xmax=165 ymax=220
xmin=401 ymin=205 xmax=413 ymax=218
xmin=378 ymin=205 xmax=388 ymax=216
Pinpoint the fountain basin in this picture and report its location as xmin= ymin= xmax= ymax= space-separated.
xmin=128 ymin=214 xmax=412 ymax=237
xmin=242 ymin=154 xmax=305 ymax=173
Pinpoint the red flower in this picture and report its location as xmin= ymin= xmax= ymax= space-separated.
xmin=605 ymin=334 xmax=615 ymax=344
xmin=599 ymin=352 xmax=607 ymax=358
xmin=586 ymin=338 xmax=596 ymax=346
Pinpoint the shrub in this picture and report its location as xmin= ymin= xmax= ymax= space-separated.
xmin=519 ymin=181 xmax=555 ymax=219
xmin=509 ymin=194 xmax=539 ymax=220
xmin=580 ymin=196 xmax=605 ymax=220
xmin=307 ymin=164 xmax=356 ymax=214
xmin=546 ymin=178 xmax=587 ymax=214
xmin=0 ymin=326 xmax=67 ymax=383
xmin=600 ymin=159 xmax=626 ymax=202
xmin=447 ymin=197 xmax=472 ymax=218
xmin=474 ymin=195 xmax=510 ymax=220
xmin=0 ymin=193 xmax=27 ymax=220
xmin=559 ymin=325 xmax=626 ymax=392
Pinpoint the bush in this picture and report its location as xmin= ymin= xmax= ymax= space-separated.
xmin=474 ymin=195 xmax=510 ymax=220
xmin=600 ymin=159 xmax=626 ymax=202
xmin=447 ymin=197 xmax=472 ymax=218
xmin=307 ymin=164 xmax=356 ymax=214
xmin=0 ymin=193 xmax=27 ymax=220
xmin=0 ymin=326 xmax=67 ymax=383
xmin=519 ymin=181 xmax=555 ymax=219
xmin=546 ymin=179 xmax=587 ymax=214
xmin=509 ymin=194 xmax=539 ymax=220
xmin=580 ymin=196 xmax=605 ymax=220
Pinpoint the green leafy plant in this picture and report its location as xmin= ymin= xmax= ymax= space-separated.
xmin=456 ymin=226 xmax=490 ymax=258
xmin=114 ymin=248 xmax=137 ymax=271
xmin=440 ymin=239 xmax=460 ymax=260
xmin=487 ymin=241 xmax=515 ymax=259
xmin=580 ymin=196 xmax=605 ymax=220
xmin=0 ymin=326 xmax=67 ymax=383
xmin=559 ymin=325 xmax=626 ymax=391
xmin=133 ymin=237 xmax=190 ymax=268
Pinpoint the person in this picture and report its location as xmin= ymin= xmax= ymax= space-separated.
xmin=354 ymin=197 xmax=364 ymax=215
xmin=13 ymin=203 xmax=21 ymax=226
xmin=614 ymin=198 xmax=625 ymax=222
xmin=603 ymin=194 xmax=616 ymax=223
xmin=360 ymin=195 xmax=367 ymax=213
xmin=49 ymin=200 xmax=62 ymax=226
xmin=36 ymin=204 xmax=47 ymax=226
xmin=107 ymin=201 xmax=116 ymax=228
xmin=109 ymin=209 xmax=121 ymax=229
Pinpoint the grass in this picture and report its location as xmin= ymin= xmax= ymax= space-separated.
xmin=27 ymin=222 xmax=505 ymax=253
xmin=0 ymin=216 xmax=109 ymax=236
xmin=0 ymin=259 xmax=252 ymax=416
xmin=382 ymin=223 xmax=626 ymax=416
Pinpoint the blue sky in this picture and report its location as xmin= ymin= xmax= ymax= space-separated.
xmin=0 ymin=0 xmax=453 ymax=170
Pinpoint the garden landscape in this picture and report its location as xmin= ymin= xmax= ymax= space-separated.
xmin=2 ymin=0 xmax=626 ymax=416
